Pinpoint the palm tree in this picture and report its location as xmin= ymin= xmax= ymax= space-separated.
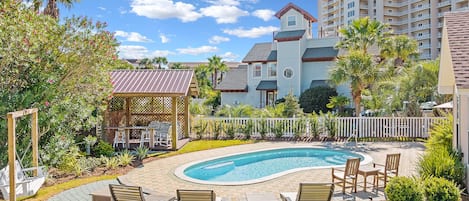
xmin=207 ymin=55 xmax=228 ymax=89
xmin=326 ymin=95 xmax=350 ymax=114
xmin=329 ymin=51 xmax=378 ymax=116
xmin=30 ymin=0 xmax=79 ymax=18
xmin=138 ymin=58 xmax=153 ymax=69
xmin=170 ymin=63 xmax=188 ymax=69
xmin=381 ymin=35 xmax=419 ymax=71
xmin=153 ymin=57 xmax=168 ymax=69
xmin=336 ymin=17 xmax=390 ymax=54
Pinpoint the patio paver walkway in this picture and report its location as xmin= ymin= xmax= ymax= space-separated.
xmin=48 ymin=179 xmax=118 ymax=201
xmin=120 ymin=141 xmax=425 ymax=201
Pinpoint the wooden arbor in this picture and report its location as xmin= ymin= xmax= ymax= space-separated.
xmin=6 ymin=108 xmax=39 ymax=201
xmin=106 ymin=70 xmax=198 ymax=149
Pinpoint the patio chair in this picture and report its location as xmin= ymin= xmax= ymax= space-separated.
xmin=140 ymin=129 xmax=151 ymax=147
xmin=155 ymin=123 xmax=172 ymax=147
xmin=109 ymin=184 xmax=145 ymax=201
xmin=373 ymin=153 xmax=400 ymax=187
xmin=113 ymin=129 xmax=126 ymax=149
xmin=176 ymin=189 xmax=228 ymax=201
xmin=279 ymin=183 xmax=334 ymax=201
xmin=332 ymin=158 xmax=360 ymax=193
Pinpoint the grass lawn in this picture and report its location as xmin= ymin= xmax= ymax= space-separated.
xmin=159 ymin=139 xmax=257 ymax=158
xmin=17 ymin=175 xmax=118 ymax=201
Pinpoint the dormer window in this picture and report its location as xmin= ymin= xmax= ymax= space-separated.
xmin=287 ymin=16 xmax=296 ymax=26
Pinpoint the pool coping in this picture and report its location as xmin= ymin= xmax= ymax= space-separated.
xmin=174 ymin=146 xmax=372 ymax=186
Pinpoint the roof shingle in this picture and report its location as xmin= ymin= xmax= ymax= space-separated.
xmin=242 ymin=43 xmax=274 ymax=63
xmin=445 ymin=10 xmax=469 ymax=88
xmin=302 ymin=47 xmax=338 ymax=61
xmin=215 ymin=68 xmax=248 ymax=91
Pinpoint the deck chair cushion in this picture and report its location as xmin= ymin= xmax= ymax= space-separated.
xmin=177 ymin=189 xmax=220 ymax=201
xmin=109 ymin=184 xmax=145 ymax=201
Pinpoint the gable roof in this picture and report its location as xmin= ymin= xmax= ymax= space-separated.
xmin=215 ymin=68 xmax=248 ymax=92
xmin=274 ymin=30 xmax=306 ymax=42
xmin=110 ymin=70 xmax=198 ymax=97
xmin=242 ymin=43 xmax=275 ymax=63
xmin=444 ymin=11 xmax=469 ymax=89
xmin=302 ymin=47 xmax=338 ymax=62
xmin=274 ymin=2 xmax=317 ymax=22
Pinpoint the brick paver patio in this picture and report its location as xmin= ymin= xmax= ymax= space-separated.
xmin=120 ymin=141 xmax=425 ymax=201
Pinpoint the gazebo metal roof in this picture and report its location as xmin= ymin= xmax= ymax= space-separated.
xmin=110 ymin=69 xmax=198 ymax=97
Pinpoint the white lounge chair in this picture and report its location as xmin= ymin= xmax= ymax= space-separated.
xmin=0 ymin=160 xmax=46 ymax=200
xmin=113 ymin=129 xmax=126 ymax=149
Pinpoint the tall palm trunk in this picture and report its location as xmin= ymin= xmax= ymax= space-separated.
xmin=352 ymin=89 xmax=362 ymax=117
xmin=44 ymin=0 xmax=59 ymax=18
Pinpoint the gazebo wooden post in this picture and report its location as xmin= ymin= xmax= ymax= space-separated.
xmin=125 ymin=97 xmax=131 ymax=148
xmin=184 ymin=96 xmax=190 ymax=138
xmin=171 ymin=97 xmax=178 ymax=150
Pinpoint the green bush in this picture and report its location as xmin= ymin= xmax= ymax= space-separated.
xmin=117 ymin=150 xmax=135 ymax=166
xmin=426 ymin=114 xmax=453 ymax=152
xmin=423 ymin=177 xmax=460 ymax=201
xmin=299 ymin=86 xmax=337 ymax=113
xmin=102 ymin=156 xmax=119 ymax=169
xmin=274 ymin=123 xmax=284 ymax=139
xmin=224 ymin=123 xmax=236 ymax=139
xmin=385 ymin=177 xmax=424 ymax=201
xmin=92 ymin=140 xmax=115 ymax=157
xmin=134 ymin=146 xmax=149 ymax=160
xmin=418 ymin=146 xmax=465 ymax=187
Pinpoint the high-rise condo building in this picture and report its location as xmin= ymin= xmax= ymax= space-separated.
xmin=317 ymin=0 xmax=469 ymax=59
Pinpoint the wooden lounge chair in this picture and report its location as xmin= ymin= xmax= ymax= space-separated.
xmin=176 ymin=189 xmax=228 ymax=201
xmin=373 ymin=153 xmax=400 ymax=187
xmin=332 ymin=158 xmax=360 ymax=193
xmin=279 ymin=183 xmax=334 ymax=201
xmin=109 ymin=184 xmax=145 ymax=201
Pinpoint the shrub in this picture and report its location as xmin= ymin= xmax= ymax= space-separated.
xmin=224 ymin=123 xmax=236 ymax=139
xmin=243 ymin=119 xmax=254 ymax=140
xmin=193 ymin=120 xmax=208 ymax=139
xmin=418 ymin=146 xmax=465 ymax=187
xmin=309 ymin=113 xmax=320 ymax=138
xmin=57 ymin=154 xmax=78 ymax=173
xmin=324 ymin=112 xmax=337 ymax=138
xmin=102 ymin=156 xmax=119 ymax=169
xmin=213 ymin=120 xmax=223 ymax=139
xmin=426 ymin=114 xmax=453 ymax=152
xmin=283 ymin=92 xmax=303 ymax=117
xmin=92 ymin=140 xmax=114 ymax=157
xmin=258 ymin=119 xmax=267 ymax=139
xmin=134 ymin=146 xmax=149 ymax=161
xmin=299 ymin=86 xmax=337 ymax=113
xmin=385 ymin=177 xmax=424 ymax=201
xmin=117 ymin=150 xmax=135 ymax=166
xmin=76 ymin=157 xmax=102 ymax=174
xmin=423 ymin=177 xmax=460 ymax=201
xmin=274 ymin=122 xmax=284 ymax=139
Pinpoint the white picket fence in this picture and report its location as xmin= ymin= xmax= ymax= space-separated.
xmin=190 ymin=116 xmax=447 ymax=140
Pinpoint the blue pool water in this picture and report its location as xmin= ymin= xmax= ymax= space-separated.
xmin=180 ymin=148 xmax=365 ymax=184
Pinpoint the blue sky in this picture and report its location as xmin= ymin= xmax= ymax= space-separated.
xmin=61 ymin=0 xmax=318 ymax=62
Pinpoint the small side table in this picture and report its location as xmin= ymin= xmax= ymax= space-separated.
xmin=358 ymin=167 xmax=380 ymax=192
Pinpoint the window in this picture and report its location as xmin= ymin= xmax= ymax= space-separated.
xmin=388 ymin=9 xmax=393 ymax=13
xmin=268 ymin=63 xmax=276 ymax=77
xmin=283 ymin=68 xmax=293 ymax=78
xmin=388 ymin=18 xmax=393 ymax=22
xmin=253 ymin=64 xmax=261 ymax=77
xmin=347 ymin=10 xmax=355 ymax=17
xmin=287 ymin=16 xmax=296 ymax=26
xmin=347 ymin=2 xmax=355 ymax=9
xmin=418 ymin=32 xmax=423 ymax=36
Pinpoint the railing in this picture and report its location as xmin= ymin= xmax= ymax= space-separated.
xmin=191 ymin=117 xmax=447 ymax=140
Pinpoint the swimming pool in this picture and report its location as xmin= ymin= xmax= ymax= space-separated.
xmin=174 ymin=147 xmax=371 ymax=185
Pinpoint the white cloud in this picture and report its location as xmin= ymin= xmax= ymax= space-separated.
xmin=200 ymin=5 xmax=248 ymax=24
xmin=98 ymin=6 xmax=106 ymax=11
xmin=115 ymin=30 xmax=153 ymax=42
xmin=117 ymin=45 xmax=174 ymax=59
xmin=119 ymin=7 xmax=128 ymax=14
xmin=252 ymin=9 xmax=275 ymax=21
xmin=117 ymin=45 xmax=149 ymax=59
xmin=177 ymin=46 xmax=218 ymax=55
xmin=151 ymin=50 xmax=174 ymax=57
xmin=223 ymin=26 xmax=279 ymax=38
xmin=130 ymin=0 xmax=202 ymax=22
xmin=204 ymin=0 xmax=240 ymax=6
xmin=209 ymin=35 xmax=230 ymax=44
xmin=220 ymin=52 xmax=239 ymax=61
xmin=159 ymin=33 xmax=170 ymax=44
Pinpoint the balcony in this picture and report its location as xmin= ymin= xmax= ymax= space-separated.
xmin=412 ymin=24 xmax=431 ymax=31
xmin=384 ymin=1 xmax=409 ymax=7
xmin=411 ymin=14 xmax=430 ymax=22
xmin=385 ymin=11 xmax=406 ymax=17
xmin=419 ymin=53 xmax=431 ymax=60
xmin=411 ymin=4 xmax=430 ymax=12
xmin=394 ymin=29 xmax=409 ymax=34
xmin=327 ymin=0 xmax=338 ymax=6
xmin=360 ymin=4 xmax=369 ymax=9
xmin=415 ymin=34 xmax=431 ymax=40
xmin=389 ymin=19 xmax=409 ymax=26
xmin=438 ymin=1 xmax=451 ymax=7
xmin=419 ymin=44 xmax=431 ymax=49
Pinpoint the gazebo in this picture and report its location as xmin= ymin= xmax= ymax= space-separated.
xmin=104 ymin=69 xmax=198 ymax=150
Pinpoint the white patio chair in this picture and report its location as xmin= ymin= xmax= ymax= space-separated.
xmin=113 ymin=129 xmax=126 ymax=149
xmin=0 ymin=160 xmax=47 ymax=200
xmin=155 ymin=123 xmax=171 ymax=147
xmin=140 ymin=129 xmax=151 ymax=147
